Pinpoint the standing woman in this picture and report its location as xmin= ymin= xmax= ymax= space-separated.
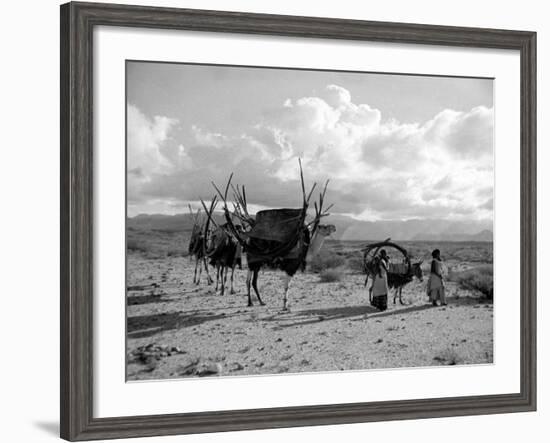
xmin=371 ymin=249 xmax=390 ymax=311
xmin=428 ymin=249 xmax=447 ymax=306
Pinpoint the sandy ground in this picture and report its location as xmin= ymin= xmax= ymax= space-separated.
xmin=126 ymin=253 xmax=493 ymax=380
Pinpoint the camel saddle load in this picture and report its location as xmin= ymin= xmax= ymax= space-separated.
xmin=362 ymin=239 xmax=412 ymax=276
xmin=244 ymin=208 xmax=308 ymax=263
xmin=362 ymin=238 xmax=425 ymax=306
xmin=247 ymin=208 xmax=304 ymax=243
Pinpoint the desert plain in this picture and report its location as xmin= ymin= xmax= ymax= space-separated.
xmin=126 ymin=229 xmax=494 ymax=381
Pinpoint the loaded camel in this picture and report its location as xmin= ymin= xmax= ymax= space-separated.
xmin=187 ymin=205 xmax=213 ymax=285
xmin=200 ymin=196 xmax=242 ymax=295
xmin=211 ymin=160 xmax=336 ymax=310
xmin=363 ymin=239 xmax=423 ymax=305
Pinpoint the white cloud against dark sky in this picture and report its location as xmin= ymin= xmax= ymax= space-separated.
xmin=127 ymin=61 xmax=493 ymax=222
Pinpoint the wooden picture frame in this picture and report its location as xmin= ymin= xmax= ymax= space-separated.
xmin=60 ymin=1 xmax=536 ymax=440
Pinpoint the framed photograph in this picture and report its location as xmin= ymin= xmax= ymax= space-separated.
xmin=60 ymin=1 xmax=536 ymax=441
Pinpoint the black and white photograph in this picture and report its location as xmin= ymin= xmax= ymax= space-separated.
xmin=126 ymin=61 xmax=495 ymax=381
xmin=1 ymin=0 xmax=543 ymax=441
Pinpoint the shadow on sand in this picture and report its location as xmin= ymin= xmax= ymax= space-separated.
xmin=127 ymin=310 xmax=238 ymax=339
xmin=127 ymin=294 xmax=172 ymax=306
xmin=448 ymin=294 xmax=493 ymax=306
xmin=265 ymin=303 xmax=443 ymax=329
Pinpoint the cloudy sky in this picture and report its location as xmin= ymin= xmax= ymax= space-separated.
xmin=126 ymin=61 xmax=494 ymax=222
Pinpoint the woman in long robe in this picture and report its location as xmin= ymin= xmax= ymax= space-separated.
xmin=427 ymin=248 xmax=447 ymax=306
xmin=371 ymin=250 xmax=389 ymax=311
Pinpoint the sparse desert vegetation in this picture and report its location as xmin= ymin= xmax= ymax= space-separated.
xmin=308 ymin=249 xmax=346 ymax=273
xmin=127 ymin=227 xmax=189 ymax=259
xmin=319 ymin=268 xmax=344 ymax=283
xmin=448 ymin=265 xmax=493 ymax=299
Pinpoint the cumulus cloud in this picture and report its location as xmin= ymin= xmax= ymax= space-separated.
xmin=127 ymin=104 xmax=191 ymax=202
xmin=127 ymin=85 xmax=493 ymax=221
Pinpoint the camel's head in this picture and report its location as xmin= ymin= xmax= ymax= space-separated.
xmin=317 ymin=224 xmax=336 ymax=237
xmin=307 ymin=224 xmax=336 ymax=259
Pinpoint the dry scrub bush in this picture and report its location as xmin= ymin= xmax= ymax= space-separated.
xmin=167 ymin=248 xmax=188 ymax=257
xmin=127 ymin=238 xmax=148 ymax=253
xmin=448 ymin=265 xmax=493 ymax=299
xmin=319 ymin=269 xmax=344 ymax=283
xmin=309 ymin=249 xmax=346 ymax=273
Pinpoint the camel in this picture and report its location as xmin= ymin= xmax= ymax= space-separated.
xmin=206 ymin=224 xmax=242 ymax=295
xmin=211 ymin=160 xmax=336 ymax=310
xmin=200 ymin=197 xmax=244 ymax=296
xmin=187 ymin=205 xmax=213 ymax=285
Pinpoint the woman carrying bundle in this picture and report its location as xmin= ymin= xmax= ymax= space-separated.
xmin=371 ymin=249 xmax=390 ymax=311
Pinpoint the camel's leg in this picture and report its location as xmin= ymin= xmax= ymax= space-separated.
xmin=399 ymin=287 xmax=405 ymax=305
xmin=203 ymin=257 xmax=213 ymax=285
xmin=221 ymin=266 xmax=228 ymax=296
xmin=252 ymin=269 xmax=265 ymax=306
xmin=197 ymin=257 xmax=204 ymax=285
xmin=214 ymin=265 xmax=218 ymax=290
xmin=282 ymin=274 xmax=292 ymax=311
xmin=364 ymin=274 xmax=369 ymax=288
xmin=193 ymin=257 xmax=199 ymax=284
xmin=230 ymin=264 xmax=236 ymax=294
xmin=218 ymin=266 xmax=222 ymax=295
xmin=246 ymin=269 xmax=253 ymax=307
xmin=220 ymin=266 xmax=226 ymax=294
xmin=393 ymin=287 xmax=397 ymax=304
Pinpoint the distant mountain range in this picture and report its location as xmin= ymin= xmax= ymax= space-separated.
xmin=128 ymin=212 xmax=223 ymax=233
xmin=410 ymin=229 xmax=493 ymax=242
xmin=127 ymin=212 xmax=493 ymax=242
